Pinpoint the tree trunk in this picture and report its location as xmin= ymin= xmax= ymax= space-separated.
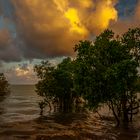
xmin=110 ymin=101 xmax=120 ymax=127
xmin=121 ymin=94 xmax=129 ymax=128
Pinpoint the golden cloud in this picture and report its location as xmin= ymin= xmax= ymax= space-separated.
xmin=11 ymin=0 xmax=118 ymax=57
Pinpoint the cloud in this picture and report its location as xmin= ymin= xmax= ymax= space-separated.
xmin=0 ymin=29 xmax=11 ymax=48
xmin=1 ymin=0 xmax=139 ymax=63
xmin=134 ymin=0 xmax=140 ymax=19
xmin=0 ymin=29 xmax=21 ymax=62
xmin=4 ymin=62 xmax=38 ymax=84
xmin=109 ymin=0 xmax=140 ymax=34
xmin=1 ymin=58 xmax=62 ymax=84
xmin=81 ymin=0 xmax=118 ymax=34
xmin=18 ymin=63 xmax=29 ymax=71
xmin=9 ymin=0 xmax=118 ymax=59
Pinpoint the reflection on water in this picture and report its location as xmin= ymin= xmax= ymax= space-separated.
xmin=0 ymin=85 xmax=42 ymax=123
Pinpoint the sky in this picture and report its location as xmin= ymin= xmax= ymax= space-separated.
xmin=0 ymin=0 xmax=139 ymax=84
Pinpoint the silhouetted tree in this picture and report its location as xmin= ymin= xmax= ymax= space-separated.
xmin=34 ymin=58 xmax=76 ymax=113
xmin=0 ymin=73 xmax=10 ymax=96
xmin=74 ymin=28 xmax=140 ymax=126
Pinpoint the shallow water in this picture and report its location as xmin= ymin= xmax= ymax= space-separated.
xmin=0 ymin=85 xmax=139 ymax=139
xmin=0 ymin=85 xmax=42 ymax=123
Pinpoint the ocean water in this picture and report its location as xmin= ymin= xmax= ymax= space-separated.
xmin=0 ymin=85 xmax=42 ymax=123
xmin=0 ymin=85 xmax=140 ymax=124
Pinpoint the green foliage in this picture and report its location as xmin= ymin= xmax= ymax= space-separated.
xmin=34 ymin=61 xmax=55 ymax=98
xmin=34 ymin=57 xmax=75 ymax=113
xmin=74 ymin=28 xmax=140 ymax=126
xmin=0 ymin=73 xmax=10 ymax=96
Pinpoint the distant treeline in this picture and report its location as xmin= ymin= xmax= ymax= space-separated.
xmin=34 ymin=28 xmax=140 ymax=127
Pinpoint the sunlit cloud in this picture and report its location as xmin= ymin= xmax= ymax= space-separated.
xmin=0 ymin=0 xmax=139 ymax=62
xmin=9 ymin=0 xmax=118 ymax=58
xmin=4 ymin=62 xmax=37 ymax=84
xmin=15 ymin=67 xmax=29 ymax=76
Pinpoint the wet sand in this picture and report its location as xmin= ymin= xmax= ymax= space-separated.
xmin=0 ymin=112 xmax=139 ymax=140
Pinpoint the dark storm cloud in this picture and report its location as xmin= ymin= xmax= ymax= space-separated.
xmin=0 ymin=29 xmax=21 ymax=62
xmin=0 ymin=0 xmax=14 ymax=19
xmin=0 ymin=61 xmax=3 ymax=68
xmin=18 ymin=63 xmax=29 ymax=71
xmin=0 ymin=0 xmax=20 ymax=62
